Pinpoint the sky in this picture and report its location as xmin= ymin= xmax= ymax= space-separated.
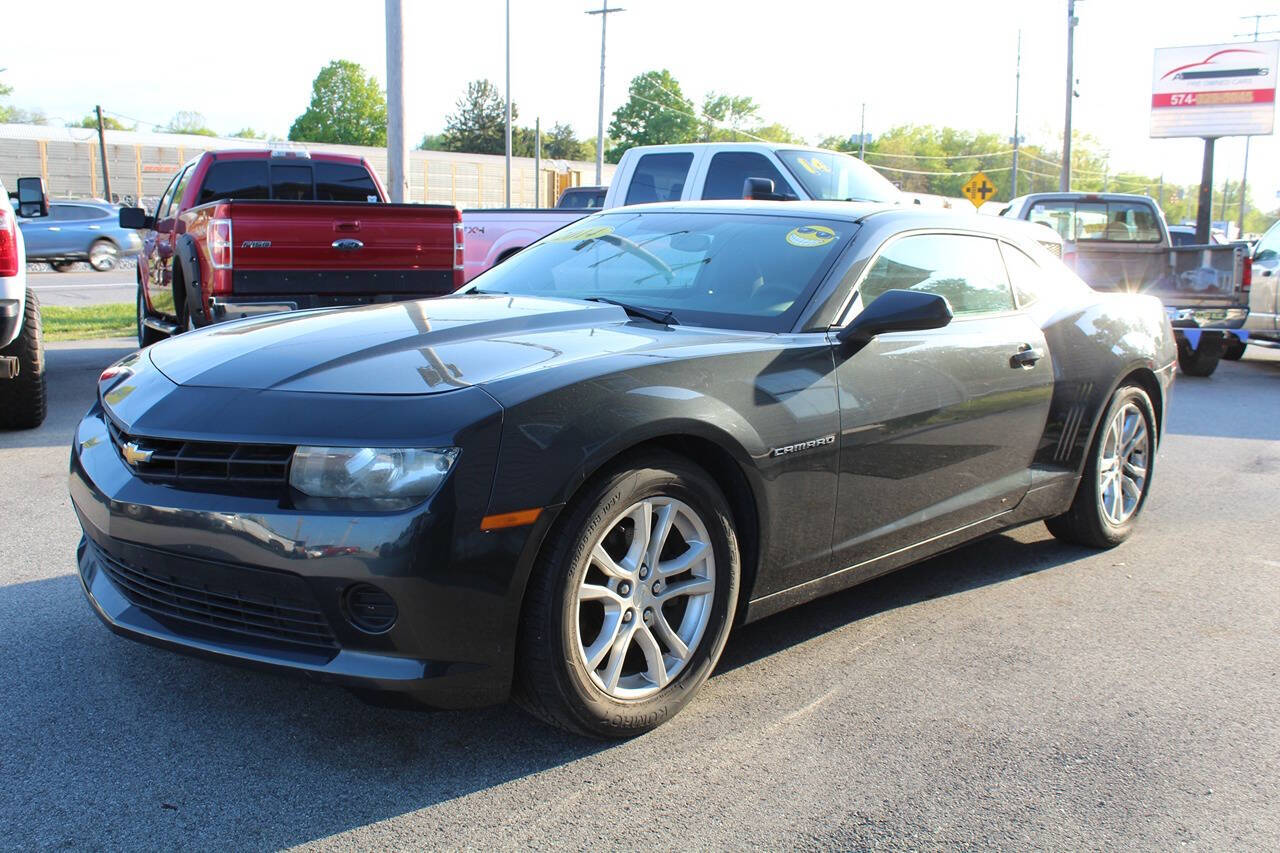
xmin=4 ymin=0 xmax=1279 ymax=212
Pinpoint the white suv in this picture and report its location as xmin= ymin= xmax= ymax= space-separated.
xmin=0 ymin=177 xmax=48 ymax=429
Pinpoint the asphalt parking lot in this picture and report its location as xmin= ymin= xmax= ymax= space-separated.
xmin=1 ymin=339 xmax=1277 ymax=850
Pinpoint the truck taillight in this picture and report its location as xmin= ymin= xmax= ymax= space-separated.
xmin=208 ymin=218 xmax=233 ymax=270
xmin=0 ymin=209 xmax=18 ymax=278
xmin=453 ymin=221 xmax=465 ymax=289
xmin=1242 ymin=255 xmax=1252 ymax=292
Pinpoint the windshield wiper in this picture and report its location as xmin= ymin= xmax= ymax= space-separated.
xmin=584 ymin=297 xmax=679 ymax=325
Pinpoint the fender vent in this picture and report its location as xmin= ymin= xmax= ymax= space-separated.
xmin=1054 ymin=381 xmax=1094 ymax=462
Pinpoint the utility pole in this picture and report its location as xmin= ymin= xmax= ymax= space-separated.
xmin=1011 ymin=30 xmax=1022 ymax=197
xmin=1060 ymin=0 xmax=1078 ymax=191
xmin=858 ymin=104 xmax=867 ymax=160
xmin=587 ymin=1 xmax=624 ymax=185
xmin=505 ymin=0 xmax=512 ymax=207
xmin=534 ymin=117 xmax=541 ymax=208
xmin=1235 ymin=14 xmax=1278 ymax=235
xmin=94 ymin=105 xmax=112 ymax=202
xmin=1195 ymin=139 xmax=1215 ymax=243
xmin=385 ymin=0 xmax=407 ymax=203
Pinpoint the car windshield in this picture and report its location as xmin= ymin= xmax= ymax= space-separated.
xmin=465 ymin=211 xmax=855 ymax=332
xmin=776 ymin=149 xmax=901 ymax=203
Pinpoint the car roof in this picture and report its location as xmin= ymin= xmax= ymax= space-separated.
xmin=50 ymin=199 xmax=117 ymax=209
xmin=588 ymin=199 xmax=1063 ymax=244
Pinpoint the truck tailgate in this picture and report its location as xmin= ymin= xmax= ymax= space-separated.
xmin=228 ymin=200 xmax=458 ymax=295
xmin=1078 ymin=242 xmax=1250 ymax=309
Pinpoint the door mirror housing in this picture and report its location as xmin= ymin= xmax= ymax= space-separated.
xmin=119 ymin=206 xmax=155 ymax=230
xmin=15 ymin=177 xmax=48 ymax=218
xmin=836 ymin=289 xmax=953 ymax=345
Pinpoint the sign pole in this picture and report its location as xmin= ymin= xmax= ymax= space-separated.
xmin=1195 ymin=138 xmax=1215 ymax=244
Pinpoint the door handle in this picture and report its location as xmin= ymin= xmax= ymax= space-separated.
xmin=48 ymin=226 xmax=61 ymax=231
xmin=1010 ymin=346 xmax=1045 ymax=368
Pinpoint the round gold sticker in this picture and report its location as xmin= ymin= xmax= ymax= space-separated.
xmin=785 ymin=224 xmax=836 ymax=248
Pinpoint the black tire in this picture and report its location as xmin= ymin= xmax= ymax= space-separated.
xmin=0 ymin=289 xmax=47 ymax=430
xmin=514 ymin=450 xmax=740 ymax=738
xmin=1222 ymin=339 xmax=1246 ymax=361
xmin=1176 ymin=333 xmax=1223 ymax=377
xmin=88 ymin=239 xmax=118 ymax=272
xmin=1046 ymin=384 xmax=1156 ymax=549
xmin=136 ymin=279 xmax=164 ymax=348
xmin=49 ymin=261 xmax=75 ymax=273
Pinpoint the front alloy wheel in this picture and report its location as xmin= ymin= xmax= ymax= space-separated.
xmin=516 ymin=451 xmax=739 ymax=738
xmin=576 ymin=497 xmax=716 ymax=699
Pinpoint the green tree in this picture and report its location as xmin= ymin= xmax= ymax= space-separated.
xmin=230 ymin=127 xmax=264 ymax=139
xmin=440 ymin=80 xmax=511 ymax=154
xmin=164 ymin=110 xmax=217 ymax=136
xmin=289 ymin=60 xmax=387 ymax=146
xmin=699 ymin=93 xmax=758 ymax=141
xmin=543 ymin=122 xmax=590 ymax=160
xmin=419 ymin=132 xmax=447 ymax=151
xmin=607 ymin=69 xmax=698 ymax=162
xmin=75 ymin=113 xmax=129 ymax=130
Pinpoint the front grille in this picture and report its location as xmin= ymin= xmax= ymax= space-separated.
xmin=106 ymin=417 xmax=293 ymax=491
xmin=95 ymin=544 xmax=338 ymax=651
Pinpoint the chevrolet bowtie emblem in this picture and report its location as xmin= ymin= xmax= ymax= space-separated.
xmin=121 ymin=441 xmax=154 ymax=466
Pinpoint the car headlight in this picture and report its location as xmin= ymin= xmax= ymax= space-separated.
xmin=289 ymin=446 xmax=459 ymax=500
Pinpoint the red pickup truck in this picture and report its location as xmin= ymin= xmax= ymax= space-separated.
xmin=120 ymin=149 xmax=463 ymax=345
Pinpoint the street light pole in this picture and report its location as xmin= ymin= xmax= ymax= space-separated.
xmin=385 ymin=0 xmax=406 ymax=203
xmin=505 ymin=0 xmax=512 ymax=207
xmin=1012 ymin=30 xmax=1022 ymax=197
xmin=858 ymin=103 xmax=866 ymax=160
xmin=1060 ymin=0 xmax=1077 ymax=191
xmin=94 ymin=105 xmax=112 ymax=202
xmin=587 ymin=1 xmax=624 ymax=186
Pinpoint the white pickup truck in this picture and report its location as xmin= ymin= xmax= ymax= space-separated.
xmin=461 ymin=142 xmax=903 ymax=282
xmin=1001 ymin=191 xmax=1253 ymax=377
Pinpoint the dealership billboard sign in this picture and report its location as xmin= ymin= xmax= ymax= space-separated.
xmin=1150 ymin=41 xmax=1279 ymax=138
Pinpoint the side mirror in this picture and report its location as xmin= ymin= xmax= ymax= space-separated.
xmin=742 ymin=177 xmax=796 ymax=202
xmin=15 ymin=177 xmax=48 ymax=218
xmin=836 ymin=289 xmax=953 ymax=345
xmin=119 ymin=206 xmax=155 ymax=230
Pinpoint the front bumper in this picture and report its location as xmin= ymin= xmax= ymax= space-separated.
xmin=69 ymin=391 xmax=549 ymax=709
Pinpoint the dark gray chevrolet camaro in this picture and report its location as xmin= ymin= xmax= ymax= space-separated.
xmin=70 ymin=201 xmax=1176 ymax=737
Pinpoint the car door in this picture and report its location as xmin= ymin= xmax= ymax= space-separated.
xmin=149 ymin=166 xmax=191 ymax=317
xmin=1249 ymin=222 xmax=1280 ymax=331
xmin=826 ymin=231 xmax=1053 ymax=579
xmin=18 ymin=203 xmax=74 ymax=257
xmin=52 ymin=204 xmax=97 ymax=255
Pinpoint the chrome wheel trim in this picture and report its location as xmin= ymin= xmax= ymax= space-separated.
xmin=575 ymin=497 xmax=715 ymax=701
xmin=89 ymin=242 xmax=117 ymax=271
xmin=1097 ymin=401 xmax=1149 ymax=526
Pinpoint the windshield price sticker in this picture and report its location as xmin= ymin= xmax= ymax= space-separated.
xmin=785 ymin=224 xmax=837 ymax=248
xmin=550 ymin=225 xmax=614 ymax=243
xmin=794 ymin=157 xmax=832 ymax=175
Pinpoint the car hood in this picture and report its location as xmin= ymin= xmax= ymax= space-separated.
xmin=148 ymin=294 xmax=756 ymax=395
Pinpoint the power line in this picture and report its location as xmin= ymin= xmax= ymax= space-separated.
xmin=862 ymin=147 xmax=1017 ymax=161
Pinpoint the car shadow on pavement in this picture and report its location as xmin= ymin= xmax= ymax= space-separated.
xmin=719 ymin=528 xmax=1093 ymax=674
xmin=0 ymin=527 xmax=1089 ymax=849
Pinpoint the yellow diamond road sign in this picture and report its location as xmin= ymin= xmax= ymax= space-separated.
xmin=962 ymin=172 xmax=997 ymax=209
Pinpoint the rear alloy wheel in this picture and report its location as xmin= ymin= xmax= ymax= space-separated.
xmin=88 ymin=239 xmax=118 ymax=272
xmin=516 ymin=451 xmax=740 ymax=738
xmin=1046 ymin=384 xmax=1156 ymax=548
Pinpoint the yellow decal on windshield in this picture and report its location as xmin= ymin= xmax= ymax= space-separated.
xmin=794 ymin=157 xmax=832 ymax=175
xmin=549 ymin=224 xmax=614 ymax=243
xmin=786 ymin=224 xmax=837 ymax=248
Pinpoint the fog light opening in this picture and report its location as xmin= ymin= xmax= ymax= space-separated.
xmin=343 ymin=583 xmax=398 ymax=634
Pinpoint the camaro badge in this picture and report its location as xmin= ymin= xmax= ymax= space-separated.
xmin=771 ymin=434 xmax=835 ymax=457
xmin=120 ymin=441 xmax=154 ymax=466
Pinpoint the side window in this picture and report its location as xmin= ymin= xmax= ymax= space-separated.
xmin=314 ymin=162 xmax=379 ymax=202
xmin=856 ymin=233 xmax=1015 ymax=318
xmin=154 ymin=172 xmax=181 ymax=219
xmin=1252 ymin=222 xmax=1280 ymax=261
xmin=162 ymin=166 xmax=194 ymax=218
xmin=51 ymin=205 xmax=86 ymax=221
xmin=701 ymin=152 xmax=793 ymax=200
xmin=271 ymin=164 xmax=314 ymax=200
xmin=1000 ymin=242 xmax=1044 ymax=308
xmin=624 ymin=153 xmax=693 ymax=205
xmin=198 ymin=161 xmax=269 ymax=205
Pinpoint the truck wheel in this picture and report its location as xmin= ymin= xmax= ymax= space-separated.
xmin=514 ymin=450 xmax=740 ymax=738
xmin=1046 ymin=384 xmax=1156 ymax=549
xmin=0 ymin=289 xmax=48 ymax=430
xmin=89 ymin=240 xmax=118 ymax=272
xmin=1222 ymin=339 xmax=1246 ymax=361
xmin=137 ymin=281 xmax=164 ymax=348
xmin=1176 ymin=333 xmax=1223 ymax=377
